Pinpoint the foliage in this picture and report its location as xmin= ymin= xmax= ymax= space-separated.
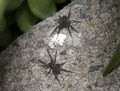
xmin=103 ymin=43 xmax=120 ymax=76
xmin=0 ymin=0 xmax=71 ymax=51
xmin=28 ymin=0 xmax=56 ymax=19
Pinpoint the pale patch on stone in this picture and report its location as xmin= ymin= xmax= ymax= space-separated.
xmin=77 ymin=32 xmax=82 ymax=37
xmin=49 ymin=33 xmax=66 ymax=48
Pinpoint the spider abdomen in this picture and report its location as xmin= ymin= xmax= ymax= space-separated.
xmin=58 ymin=16 xmax=71 ymax=28
xmin=51 ymin=7 xmax=79 ymax=37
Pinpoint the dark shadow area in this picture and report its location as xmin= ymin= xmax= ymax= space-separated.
xmin=0 ymin=0 xmax=71 ymax=53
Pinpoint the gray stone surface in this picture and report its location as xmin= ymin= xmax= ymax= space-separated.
xmin=0 ymin=0 xmax=120 ymax=91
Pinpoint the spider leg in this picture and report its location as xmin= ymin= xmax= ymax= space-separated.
xmin=38 ymin=60 xmax=49 ymax=69
xmin=61 ymin=68 xmax=73 ymax=73
xmin=59 ymin=15 xmax=62 ymax=19
xmin=70 ymin=25 xmax=79 ymax=33
xmin=68 ymin=6 xmax=71 ymax=19
xmin=38 ymin=60 xmax=46 ymax=64
xmin=58 ymin=62 xmax=73 ymax=73
xmin=54 ymin=50 xmax=57 ymax=63
xmin=60 ymin=62 xmax=66 ymax=66
xmin=39 ymin=64 xmax=46 ymax=67
xmin=50 ymin=26 xmax=59 ymax=36
xmin=56 ymin=62 xmax=66 ymax=68
xmin=46 ymin=68 xmax=51 ymax=75
xmin=54 ymin=18 xmax=59 ymax=23
xmin=67 ymin=27 xmax=72 ymax=37
xmin=47 ymin=49 xmax=53 ymax=61
xmin=71 ymin=20 xmax=81 ymax=23
xmin=55 ymin=74 xmax=60 ymax=82
xmin=57 ymin=27 xmax=62 ymax=35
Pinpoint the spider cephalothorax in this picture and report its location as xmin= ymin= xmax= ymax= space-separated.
xmin=38 ymin=49 xmax=72 ymax=82
xmin=51 ymin=7 xmax=80 ymax=37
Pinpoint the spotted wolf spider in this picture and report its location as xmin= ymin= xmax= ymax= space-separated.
xmin=38 ymin=49 xmax=72 ymax=82
xmin=51 ymin=6 xmax=80 ymax=37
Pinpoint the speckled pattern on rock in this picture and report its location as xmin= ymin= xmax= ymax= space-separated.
xmin=0 ymin=0 xmax=120 ymax=91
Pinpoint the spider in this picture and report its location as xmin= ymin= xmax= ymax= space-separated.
xmin=38 ymin=49 xmax=72 ymax=82
xmin=50 ymin=6 xmax=80 ymax=37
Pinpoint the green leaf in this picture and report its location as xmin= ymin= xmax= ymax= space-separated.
xmin=103 ymin=43 xmax=120 ymax=76
xmin=16 ymin=6 xmax=39 ymax=32
xmin=0 ymin=0 xmax=7 ymax=21
xmin=0 ymin=17 xmax=6 ymax=32
xmin=28 ymin=0 xmax=56 ymax=19
xmin=6 ymin=0 xmax=23 ymax=11
xmin=53 ymin=0 xmax=67 ymax=4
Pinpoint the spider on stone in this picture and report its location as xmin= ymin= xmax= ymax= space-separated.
xmin=50 ymin=6 xmax=80 ymax=37
xmin=38 ymin=49 xmax=72 ymax=82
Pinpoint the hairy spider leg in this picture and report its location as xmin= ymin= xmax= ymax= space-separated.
xmin=68 ymin=6 xmax=71 ymax=19
xmin=57 ymin=26 xmax=62 ymax=35
xmin=50 ymin=15 xmax=63 ymax=36
xmin=54 ymin=50 xmax=57 ymax=63
xmin=67 ymin=26 xmax=72 ymax=37
xmin=55 ymin=62 xmax=67 ymax=72
xmin=55 ymin=74 xmax=60 ymax=82
xmin=46 ymin=68 xmax=52 ymax=75
xmin=70 ymin=24 xmax=79 ymax=33
xmin=50 ymin=26 xmax=59 ymax=36
xmin=38 ymin=59 xmax=49 ymax=69
xmin=59 ymin=15 xmax=62 ymax=19
xmin=58 ymin=62 xmax=73 ymax=73
xmin=47 ymin=49 xmax=54 ymax=63
xmin=61 ymin=68 xmax=73 ymax=73
xmin=58 ymin=62 xmax=66 ymax=67
xmin=46 ymin=49 xmax=57 ymax=75
xmin=71 ymin=20 xmax=81 ymax=23
xmin=38 ymin=59 xmax=46 ymax=65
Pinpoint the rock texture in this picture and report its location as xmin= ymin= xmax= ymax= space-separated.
xmin=0 ymin=0 xmax=120 ymax=91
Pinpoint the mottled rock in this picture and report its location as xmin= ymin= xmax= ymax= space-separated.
xmin=0 ymin=0 xmax=120 ymax=91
